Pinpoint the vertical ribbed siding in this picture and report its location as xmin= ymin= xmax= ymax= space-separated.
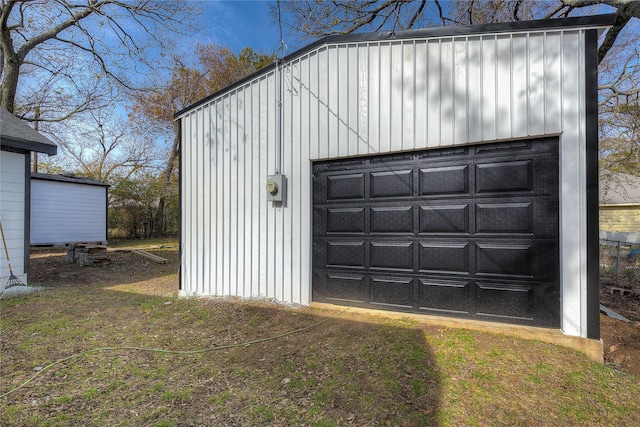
xmin=180 ymin=29 xmax=590 ymax=338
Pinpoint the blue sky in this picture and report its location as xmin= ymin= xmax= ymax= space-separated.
xmin=198 ymin=0 xmax=286 ymax=57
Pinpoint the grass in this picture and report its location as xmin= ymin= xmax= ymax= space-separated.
xmin=1 ymin=238 xmax=639 ymax=426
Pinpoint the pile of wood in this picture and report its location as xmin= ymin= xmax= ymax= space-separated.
xmin=67 ymin=243 xmax=109 ymax=265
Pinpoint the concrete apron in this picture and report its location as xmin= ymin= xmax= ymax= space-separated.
xmin=311 ymin=302 xmax=604 ymax=363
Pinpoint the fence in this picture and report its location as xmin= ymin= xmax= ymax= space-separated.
xmin=600 ymin=239 xmax=640 ymax=286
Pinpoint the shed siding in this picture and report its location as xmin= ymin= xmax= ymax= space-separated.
xmin=30 ymin=180 xmax=107 ymax=245
xmin=180 ymin=29 xmax=591 ymax=337
xmin=0 ymin=150 xmax=27 ymax=286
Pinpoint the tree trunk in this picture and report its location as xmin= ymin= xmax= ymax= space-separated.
xmin=153 ymin=122 xmax=180 ymax=237
xmin=1 ymin=59 xmax=20 ymax=113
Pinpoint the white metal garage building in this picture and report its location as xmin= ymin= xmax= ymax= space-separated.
xmin=176 ymin=15 xmax=614 ymax=344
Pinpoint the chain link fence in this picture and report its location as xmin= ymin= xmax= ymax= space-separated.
xmin=600 ymin=239 xmax=640 ymax=286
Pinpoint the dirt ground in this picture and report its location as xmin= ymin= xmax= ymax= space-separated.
xmin=599 ymin=280 xmax=640 ymax=376
xmin=21 ymin=243 xmax=640 ymax=377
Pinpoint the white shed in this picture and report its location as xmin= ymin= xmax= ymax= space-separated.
xmin=30 ymin=173 xmax=109 ymax=245
xmin=176 ymin=16 xmax=614 ymax=347
xmin=0 ymin=108 xmax=57 ymax=290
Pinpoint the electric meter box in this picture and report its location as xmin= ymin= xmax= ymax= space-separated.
xmin=266 ymin=174 xmax=286 ymax=202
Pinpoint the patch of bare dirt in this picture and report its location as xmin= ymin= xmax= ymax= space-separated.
xmin=599 ymin=265 xmax=640 ymax=376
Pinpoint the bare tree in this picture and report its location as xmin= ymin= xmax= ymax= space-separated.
xmin=274 ymin=0 xmax=639 ymax=66
xmin=0 ymin=0 xmax=198 ymax=122
xmin=129 ymin=45 xmax=274 ymax=236
xmin=49 ymin=105 xmax=157 ymax=184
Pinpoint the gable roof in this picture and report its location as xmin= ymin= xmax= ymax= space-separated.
xmin=0 ymin=108 xmax=57 ymax=155
xmin=600 ymin=171 xmax=640 ymax=205
xmin=175 ymin=13 xmax=616 ymax=118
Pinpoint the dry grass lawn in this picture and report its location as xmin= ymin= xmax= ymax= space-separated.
xmin=1 ymin=238 xmax=638 ymax=426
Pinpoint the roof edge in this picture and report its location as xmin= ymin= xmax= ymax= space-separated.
xmin=31 ymin=172 xmax=110 ymax=187
xmin=175 ymin=13 xmax=616 ymax=118
xmin=1 ymin=137 xmax=58 ymax=155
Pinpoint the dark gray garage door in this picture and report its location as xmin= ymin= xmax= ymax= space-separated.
xmin=312 ymin=138 xmax=560 ymax=327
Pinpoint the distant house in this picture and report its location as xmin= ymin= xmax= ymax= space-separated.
xmin=0 ymin=108 xmax=57 ymax=289
xmin=600 ymin=171 xmax=640 ymax=243
xmin=31 ymin=173 xmax=110 ymax=245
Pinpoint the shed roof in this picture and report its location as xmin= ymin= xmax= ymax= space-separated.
xmin=600 ymin=171 xmax=640 ymax=205
xmin=0 ymin=108 xmax=57 ymax=155
xmin=31 ymin=172 xmax=110 ymax=187
xmin=175 ymin=13 xmax=616 ymax=118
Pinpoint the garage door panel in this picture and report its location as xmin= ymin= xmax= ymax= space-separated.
xmin=326 ymin=241 xmax=366 ymax=268
xmin=419 ymin=165 xmax=469 ymax=196
xmin=475 ymin=140 xmax=532 ymax=154
xmin=474 ymin=197 xmax=558 ymax=237
xmin=476 ymin=202 xmax=533 ymax=233
xmin=419 ymin=242 xmax=469 ymax=273
xmin=476 ymin=243 xmax=532 ymax=277
xmin=419 ymin=279 xmax=471 ymax=314
xmin=370 ymin=276 xmax=414 ymax=309
xmin=371 ymin=170 xmax=413 ymax=198
xmin=327 ymin=208 xmax=366 ymax=233
xmin=370 ymin=242 xmax=413 ymax=270
xmin=327 ymin=173 xmax=365 ymax=200
xmin=475 ymin=240 xmax=558 ymax=281
xmin=324 ymin=272 xmax=368 ymax=303
xmin=476 ymin=160 xmax=533 ymax=194
xmin=371 ymin=206 xmax=413 ymax=233
xmin=476 ymin=281 xmax=534 ymax=320
xmin=419 ymin=204 xmax=470 ymax=234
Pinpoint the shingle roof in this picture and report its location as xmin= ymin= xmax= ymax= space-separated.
xmin=600 ymin=171 xmax=640 ymax=205
xmin=0 ymin=108 xmax=57 ymax=155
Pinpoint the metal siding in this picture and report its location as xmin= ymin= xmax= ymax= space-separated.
xmin=528 ymin=33 xmax=545 ymax=135
xmin=467 ymin=37 xmax=482 ymax=142
xmin=511 ymin=35 xmax=528 ymax=137
xmin=243 ymin=86 xmax=252 ymax=298
xmin=390 ymin=42 xmax=403 ymax=150
xmin=180 ymin=28 xmax=594 ymax=337
xmin=440 ymin=38 xmax=454 ymax=146
xmin=30 ymin=180 xmax=107 ymax=244
xmin=454 ymin=38 xmax=467 ymax=144
xmin=338 ymin=45 xmax=350 ymax=158
xmin=481 ymin=36 xmax=497 ymax=141
xmin=427 ymin=40 xmax=441 ymax=147
xmin=414 ymin=41 xmax=428 ymax=149
xmin=496 ymin=35 xmax=512 ymax=139
xmin=196 ymin=107 xmax=205 ymax=295
xmin=348 ymin=45 xmax=359 ymax=155
xmin=402 ymin=42 xmax=415 ymax=150
xmin=545 ymin=32 xmax=562 ymax=133
xmin=357 ymin=45 xmax=369 ymax=155
xmin=368 ymin=44 xmax=380 ymax=153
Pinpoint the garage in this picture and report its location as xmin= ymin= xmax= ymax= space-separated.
xmin=177 ymin=14 xmax=613 ymax=347
xmin=313 ymin=138 xmax=559 ymax=326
